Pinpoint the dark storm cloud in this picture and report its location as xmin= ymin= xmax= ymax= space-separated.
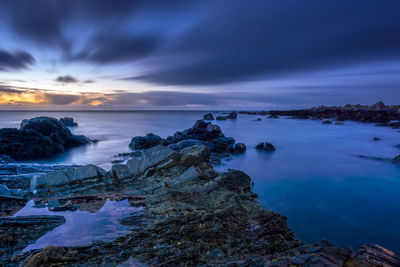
xmin=132 ymin=0 xmax=400 ymax=85
xmin=56 ymin=75 xmax=79 ymax=83
xmin=2 ymin=0 xmax=400 ymax=89
xmin=72 ymin=33 xmax=161 ymax=63
xmin=0 ymin=50 xmax=35 ymax=71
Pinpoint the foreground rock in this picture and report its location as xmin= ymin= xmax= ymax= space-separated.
xmin=129 ymin=120 xmax=246 ymax=164
xmin=4 ymin=145 xmax=397 ymax=266
xmin=0 ymin=215 xmax=66 ymax=262
xmin=0 ymin=117 xmax=92 ymax=160
xmin=265 ymin=102 xmax=400 ymax=128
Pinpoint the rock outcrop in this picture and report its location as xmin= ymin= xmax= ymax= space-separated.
xmin=59 ymin=117 xmax=78 ymax=127
xmin=256 ymin=142 xmax=276 ymax=151
xmin=2 ymin=145 xmax=398 ymax=266
xmin=265 ymin=102 xmax=400 ymax=128
xmin=128 ymin=120 xmax=246 ymax=164
xmin=203 ymin=113 xmax=214 ymax=120
xmin=129 ymin=133 xmax=163 ymax=150
xmin=0 ymin=117 xmax=92 ymax=160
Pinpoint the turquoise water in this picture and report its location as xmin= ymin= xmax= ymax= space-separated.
xmin=1 ymin=111 xmax=399 ymax=251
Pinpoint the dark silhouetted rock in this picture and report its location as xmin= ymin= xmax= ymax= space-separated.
xmin=391 ymin=155 xmax=400 ymax=165
xmin=256 ymin=142 xmax=276 ymax=151
xmin=226 ymin=111 xmax=237 ymax=119
xmin=372 ymin=137 xmax=381 ymax=141
xmin=0 ymin=117 xmax=91 ymax=160
xmin=129 ymin=133 xmax=163 ymax=150
xmin=267 ymin=114 xmax=279 ymax=118
xmin=59 ymin=117 xmax=78 ymax=127
xmin=267 ymin=102 xmax=400 ymax=128
xmin=233 ymin=143 xmax=246 ymax=154
xmin=322 ymin=120 xmax=332 ymax=124
xmin=203 ymin=113 xmax=214 ymax=120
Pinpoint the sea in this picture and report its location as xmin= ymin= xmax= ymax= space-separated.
xmin=1 ymin=110 xmax=399 ymax=252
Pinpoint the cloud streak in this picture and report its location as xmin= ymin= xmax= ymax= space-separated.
xmin=0 ymin=50 xmax=35 ymax=71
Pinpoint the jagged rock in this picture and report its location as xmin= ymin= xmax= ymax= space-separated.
xmin=0 ymin=117 xmax=91 ymax=160
xmin=180 ymin=145 xmax=210 ymax=166
xmin=111 ymin=164 xmax=130 ymax=179
xmin=35 ymin=164 xmax=108 ymax=197
xmin=7 ymin=147 xmax=399 ymax=266
xmin=127 ymin=158 xmax=141 ymax=176
xmin=59 ymin=117 xmax=78 ymax=127
xmin=131 ymin=120 xmax=245 ymax=164
xmin=139 ymin=145 xmax=180 ymax=174
xmin=256 ymin=142 xmax=276 ymax=151
xmin=203 ymin=113 xmax=214 ymax=120
xmin=129 ymin=133 xmax=163 ymax=150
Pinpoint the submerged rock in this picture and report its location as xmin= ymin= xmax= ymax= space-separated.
xmin=256 ymin=142 xmax=276 ymax=151
xmin=372 ymin=137 xmax=381 ymax=141
xmin=0 ymin=117 xmax=92 ymax=160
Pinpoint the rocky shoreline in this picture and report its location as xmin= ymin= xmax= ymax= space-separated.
xmin=0 ymin=116 xmax=399 ymax=266
xmin=239 ymin=101 xmax=400 ymax=129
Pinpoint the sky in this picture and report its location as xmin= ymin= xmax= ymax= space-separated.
xmin=0 ymin=0 xmax=399 ymax=110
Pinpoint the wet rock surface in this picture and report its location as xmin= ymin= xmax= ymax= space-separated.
xmin=0 ymin=117 xmax=92 ymax=160
xmin=1 ymin=145 xmax=397 ymax=266
xmin=0 ymin=215 xmax=66 ymax=262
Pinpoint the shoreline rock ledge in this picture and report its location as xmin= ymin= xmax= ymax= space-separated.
xmin=3 ymin=144 xmax=398 ymax=266
xmin=0 ymin=117 xmax=92 ymax=160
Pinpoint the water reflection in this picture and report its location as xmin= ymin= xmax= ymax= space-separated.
xmin=15 ymin=199 xmax=142 ymax=251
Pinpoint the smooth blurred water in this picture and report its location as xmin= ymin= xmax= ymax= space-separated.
xmin=1 ymin=111 xmax=399 ymax=251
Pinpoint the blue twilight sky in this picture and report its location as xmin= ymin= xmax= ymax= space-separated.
xmin=0 ymin=0 xmax=399 ymax=110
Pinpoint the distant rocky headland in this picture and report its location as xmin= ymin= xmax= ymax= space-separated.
xmin=0 ymin=114 xmax=399 ymax=266
xmin=240 ymin=101 xmax=400 ymax=128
